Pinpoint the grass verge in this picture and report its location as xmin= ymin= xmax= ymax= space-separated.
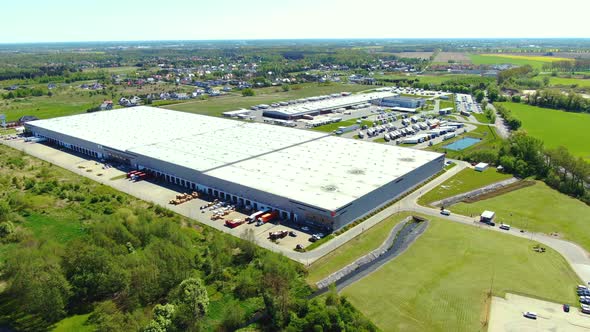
xmin=342 ymin=214 xmax=580 ymax=332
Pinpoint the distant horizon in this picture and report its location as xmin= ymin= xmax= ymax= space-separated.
xmin=2 ymin=0 xmax=589 ymax=44
xmin=2 ymin=37 xmax=590 ymax=46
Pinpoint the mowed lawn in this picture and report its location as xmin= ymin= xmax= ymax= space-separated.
xmin=469 ymin=54 xmax=573 ymax=69
xmin=342 ymin=216 xmax=580 ymax=332
xmin=496 ymin=102 xmax=590 ymax=161
xmin=306 ymin=212 xmax=412 ymax=285
xmin=418 ymin=168 xmax=512 ymax=206
xmin=164 ymin=83 xmax=372 ymax=117
xmin=452 ymin=181 xmax=590 ymax=252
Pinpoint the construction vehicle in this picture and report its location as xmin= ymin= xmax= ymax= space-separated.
xmin=256 ymin=211 xmax=278 ymax=226
xmin=225 ymin=219 xmax=245 ymax=228
xmin=268 ymin=230 xmax=289 ymax=240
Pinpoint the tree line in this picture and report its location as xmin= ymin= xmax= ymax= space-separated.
xmin=494 ymin=104 xmax=522 ymax=130
xmin=0 ymin=146 xmax=375 ymax=332
xmin=464 ymin=132 xmax=589 ymax=204
xmin=527 ymin=89 xmax=590 ymax=113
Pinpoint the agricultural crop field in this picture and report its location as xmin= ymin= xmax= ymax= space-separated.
xmin=469 ymin=54 xmax=573 ymax=69
xmin=496 ymin=102 xmax=590 ymax=161
xmin=390 ymin=52 xmax=433 ymax=59
xmin=375 ymin=73 xmax=477 ymax=85
xmin=164 ymin=83 xmax=372 ymax=117
xmin=452 ymin=181 xmax=590 ymax=252
xmin=418 ymin=168 xmax=512 ymax=206
xmin=342 ymin=215 xmax=580 ymax=332
xmin=432 ymin=52 xmax=471 ymax=63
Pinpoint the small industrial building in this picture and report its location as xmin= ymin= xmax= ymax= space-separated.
xmin=25 ymin=107 xmax=444 ymax=231
xmin=379 ymin=96 xmax=425 ymax=109
xmin=475 ymin=162 xmax=489 ymax=172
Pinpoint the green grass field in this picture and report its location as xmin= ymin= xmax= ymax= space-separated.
xmin=496 ymin=102 xmax=590 ymax=161
xmin=25 ymin=213 xmax=87 ymax=244
xmin=164 ymin=83 xmax=372 ymax=117
xmin=312 ymin=118 xmax=372 ymax=133
xmin=418 ymin=168 xmax=512 ymax=206
xmin=469 ymin=54 xmax=572 ymax=69
xmin=546 ymin=76 xmax=590 ymax=88
xmin=52 ymin=314 xmax=95 ymax=332
xmin=452 ymin=181 xmax=590 ymax=252
xmin=472 ymin=112 xmax=493 ymax=124
xmin=306 ymin=212 xmax=412 ymax=285
xmin=427 ymin=125 xmax=502 ymax=159
xmin=342 ymin=216 xmax=580 ymax=332
xmin=375 ymin=74 xmax=477 ymax=85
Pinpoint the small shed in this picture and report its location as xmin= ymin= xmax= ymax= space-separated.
xmin=474 ymin=162 xmax=489 ymax=172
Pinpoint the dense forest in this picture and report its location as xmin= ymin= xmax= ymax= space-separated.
xmin=0 ymin=145 xmax=375 ymax=332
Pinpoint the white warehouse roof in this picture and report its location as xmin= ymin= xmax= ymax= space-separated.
xmin=28 ymin=107 xmax=443 ymax=211
xmin=265 ymin=91 xmax=395 ymax=116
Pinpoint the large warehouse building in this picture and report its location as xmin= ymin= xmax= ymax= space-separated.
xmin=25 ymin=107 xmax=444 ymax=231
xmin=262 ymin=91 xmax=395 ymax=120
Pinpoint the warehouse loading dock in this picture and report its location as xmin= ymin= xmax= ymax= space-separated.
xmin=25 ymin=106 xmax=444 ymax=231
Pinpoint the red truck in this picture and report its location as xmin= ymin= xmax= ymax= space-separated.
xmin=127 ymin=170 xmax=140 ymax=178
xmin=225 ymin=219 xmax=245 ymax=228
xmin=256 ymin=211 xmax=278 ymax=226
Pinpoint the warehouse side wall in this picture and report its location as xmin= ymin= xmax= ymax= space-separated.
xmin=25 ymin=123 xmax=444 ymax=232
xmin=332 ymin=155 xmax=444 ymax=230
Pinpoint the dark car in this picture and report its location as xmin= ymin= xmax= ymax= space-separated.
xmin=289 ymin=231 xmax=297 ymax=237
xmin=563 ymin=304 xmax=570 ymax=312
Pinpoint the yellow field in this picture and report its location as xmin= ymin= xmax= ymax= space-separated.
xmin=480 ymin=54 xmax=574 ymax=63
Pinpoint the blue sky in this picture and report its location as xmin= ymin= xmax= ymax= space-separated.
xmin=1 ymin=0 xmax=589 ymax=43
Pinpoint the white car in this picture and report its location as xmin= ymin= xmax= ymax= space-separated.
xmin=440 ymin=209 xmax=451 ymax=216
xmin=301 ymin=226 xmax=310 ymax=232
xmin=499 ymin=224 xmax=511 ymax=231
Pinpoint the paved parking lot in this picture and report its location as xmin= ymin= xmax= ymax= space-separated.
xmin=489 ymin=293 xmax=590 ymax=332
xmin=2 ymin=138 xmax=318 ymax=252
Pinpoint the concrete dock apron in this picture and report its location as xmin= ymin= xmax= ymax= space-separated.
xmin=3 ymin=139 xmax=590 ymax=285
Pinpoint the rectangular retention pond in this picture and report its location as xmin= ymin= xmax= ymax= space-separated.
xmin=443 ymin=137 xmax=481 ymax=151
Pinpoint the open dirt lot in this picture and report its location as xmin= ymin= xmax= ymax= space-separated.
xmin=433 ymin=52 xmax=472 ymax=63
xmin=1 ymin=139 xmax=314 ymax=252
xmin=489 ymin=293 xmax=590 ymax=332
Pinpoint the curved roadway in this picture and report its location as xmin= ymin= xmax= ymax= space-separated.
xmin=296 ymin=160 xmax=590 ymax=285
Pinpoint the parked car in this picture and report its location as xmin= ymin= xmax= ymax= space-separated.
xmin=523 ymin=311 xmax=537 ymax=320
xmin=308 ymin=236 xmax=317 ymax=243
xmin=563 ymin=304 xmax=570 ymax=312
xmin=301 ymin=226 xmax=310 ymax=232
xmin=289 ymin=231 xmax=297 ymax=237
